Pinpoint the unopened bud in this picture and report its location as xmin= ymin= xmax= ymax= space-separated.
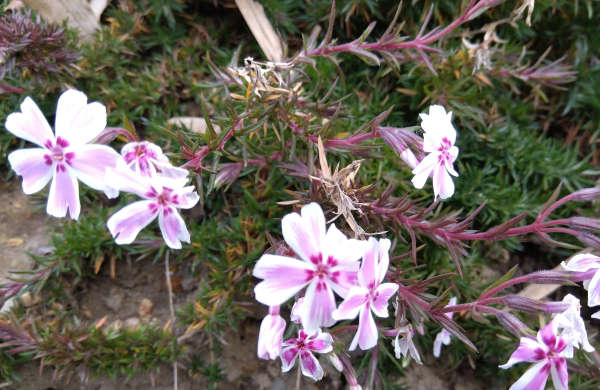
xmin=326 ymin=353 xmax=343 ymax=372
xmin=567 ymin=217 xmax=600 ymax=233
xmin=214 ymin=163 xmax=243 ymax=189
xmin=525 ymin=270 xmax=575 ymax=285
xmin=379 ymin=127 xmax=423 ymax=161
xmin=571 ymin=187 xmax=600 ymax=202
xmin=93 ymin=127 xmax=137 ymax=144
xmin=496 ymin=311 xmax=534 ymax=338
xmin=503 ymin=295 xmax=571 ymax=314
xmin=578 ymin=232 xmax=600 ymax=251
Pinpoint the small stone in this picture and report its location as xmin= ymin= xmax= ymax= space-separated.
xmin=19 ymin=291 xmax=41 ymax=307
xmin=181 ymin=277 xmax=196 ymax=292
xmin=104 ymin=288 xmax=125 ymax=312
xmin=138 ymin=298 xmax=154 ymax=316
xmin=6 ymin=237 xmax=24 ymax=247
xmin=123 ymin=317 xmax=141 ymax=330
xmin=107 ymin=319 xmax=123 ymax=333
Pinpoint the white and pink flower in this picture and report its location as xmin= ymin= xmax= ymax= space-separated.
xmin=253 ymin=203 xmax=366 ymax=334
xmin=433 ymin=297 xmax=457 ymax=358
xmin=257 ymin=306 xmax=286 ymax=360
xmin=411 ymin=105 xmax=459 ymax=200
xmin=561 ymin=254 xmax=600 ymax=315
xmin=394 ymin=323 xmax=422 ymax=364
xmin=332 ymin=237 xmax=398 ymax=350
xmin=280 ymin=328 xmax=333 ymax=381
xmin=500 ymin=320 xmax=569 ymax=390
xmin=553 ymin=294 xmax=595 ymax=357
xmin=121 ymin=141 xmax=188 ymax=179
xmin=106 ymin=160 xmax=199 ymax=249
xmin=5 ymin=90 xmax=120 ymax=219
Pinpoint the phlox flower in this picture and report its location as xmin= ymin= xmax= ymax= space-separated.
xmin=106 ymin=160 xmax=199 ymax=249
xmin=280 ymin=328 xmax=333 ymax=381
xmin=5 ymin=90 xmax=120 ymax=219
xmin=561 ymin=254 xmax=600 ymax=316
xmin=553 ymin=294 xmax=595 ymax=357
xmin=252 ymin=203 xmax=366 ymax=334
xmin=121 ymin=141 xmax=188 ymax=179
xmin=500 ymin=320 xmax=569 ymax=390
xmin=257 ymin=306 xmax=286 ymax=360
xmin=332 ymin=237 xmax=398 ymax=350
xmin=411 ymin=105 xmax=459 ymax=200
xmin=433 ymin=297 xmax=457 ymax=358
xmin=394 ymin=323 xmax=422 ymax=364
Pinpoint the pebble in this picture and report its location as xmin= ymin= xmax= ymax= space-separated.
xmin=138 ymin=297 xmax=154 ymax=316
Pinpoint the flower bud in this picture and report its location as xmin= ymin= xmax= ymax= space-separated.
xmin=290 ymin=297 xmax=304 ymax=324
xmin=257 ymin=306 xmax=286 ymax=360
xmin=496 ymin=311 xmax=534 ymax=338
xmin=578 ymin=232 xmax=600 ymax=251
xmin=524 ymin=270 xmax=575 ymax=285
xmin=326 ymin=353 xmax=343 ymax=372
xmin=93 ymin=127 xmax=137 ymax=144
xmin=214 ymin=163 xmax=243 ymax=189
xmin=567 ymin=217 xmax=600 ymax=233
xmin=571 ymin=187 xmax=600 ymax=202
xmin=503 ymin=295 xmax=572 ymax=314
xmin=379 ymin=127 xmax=424 ymax=166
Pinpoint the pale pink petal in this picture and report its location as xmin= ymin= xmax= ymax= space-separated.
xmin=550 ymin=357 xmax=568 ymax=390
xmin=153 ymin=160 xmax=190 ymax=179
xmin=562 ymin=254 xmax=600 ymax=272
xmin=332 ymin=286 xmax=369 ymax=320
xmin=105 ymin=160 xmax=159 ymax=199
xmin=328 ymin=261 xmax=361 ymax=298
xmin=253 ymin=255 xmax=313 ymax=306
xmin=358 ymin=237 xmax=379 ymax=288
xmin=257 ymin=314 xmax=286 ymax=360
xmin=281 ymin=202 xmax=326 ymax=263
xmin=350 ymin=306 xmax=377 ymax=351
xmin=377 ymin=238 xmax=391 ymax=283
xmin=8 ymin=148 xmax=54 ymax=194
xmin=301 ymin=279 xmax=337 ymax=334
xmin=370 ymin=283 xmax=398 ymax=318
xmin=158 ymin=207 xmax=190 ymax=249
xmin=446 ymin=297 xmax=457 ymax=320
xmin=46 ymin=166 xmax=80 ymax=219
xmin=507 ymin=360 xmax=550 ymax=390
xmin=68 ymin=144 xmax=120 ymax=190
xmin=323 ymin=224 xmax=366 ymax=265
xmin=306 ymin=332 xmax=333 ymax=353
xmin=5 ymin=97 xmax=54 ymax=147
xmin=400 ymin=149 xmax=419 ymax=169
xmin=537 ymin=322 xmax=558 ymax=349
xmin=423 ymin=132 xmax=443 ymax=153
xmin=411 ymin=152 xmax=439 ymax=189
xmin=499 ymin=338 xmax=546 ymax=369
xmin=587 ymin=269 xmax=600 ymax=307
xmin=280 ymin=345 xmax=299 ymax=372
xmin=169 ymin=186 xmax=199 ymax=209
xmin=592 ymin=310 xmax=600 ymax=320
xmin=107 ymin=200 xmax=158 ymax=244
xmin=299 ymin=350 xmax=323 ymax=381
xmin=444 ymin=153 xmax=459 ymax=177
xmin=291 ymin=298 xmax=304 ymax=324
xmin=55 ymin=90 xmax=107 ymax=146
xmin=420 ymin=105 xmax=456 ymax=143
xmin=432 ymin=163 xmax=454 ymax=200
xmin=433 ymin=333 xmax=443 ymax=358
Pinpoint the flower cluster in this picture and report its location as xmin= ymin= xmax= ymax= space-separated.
xmin=5 ymin=90 xmax=198 ymax=249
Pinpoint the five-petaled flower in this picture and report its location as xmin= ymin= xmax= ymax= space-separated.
xmin=106 ymin=160 xmax=199 ymax=249
xmin=433 ymin=297 xmax=457 ymax=358
xmin=500 ymin=320 xmax=569 ymax=390
xmin=252 ymin=202 xmax=366 ymax=334
xmin=411 ymin=105 xmax=459 ymax=200
xmin=280 ymin=328 xmax=333 ymax=381
xmin=257 ymin=306 xmax=286 ymax=360
xmin=332 ymin=237 xmax=398 ymax=350
xmin=561 ymin=254 xmax=600 ymax=318
xmin=121 ymin=141 xmax=188 ymax=179
xmin=553 ymin=294 xmax=595 ymax=357
xmin=5 ymin=90 xmax=120 ymax=219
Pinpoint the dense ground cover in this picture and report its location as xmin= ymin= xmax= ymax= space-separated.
xmin=1 ymin=0 xmax=600 ymax=389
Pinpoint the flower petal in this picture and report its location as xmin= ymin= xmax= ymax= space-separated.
xmin=105 ymin=160 xmax=159 ymax=199
xmin=433 ymin=163 xmax=454 ymax=200
xmin=253 ymin=255 xmax=313 ymax=306
xmin=153 ymin=160 xmax=190 ymax=179
xmin=47 ymin=166 xmax=80 ymax=219
xmin=280 ymin=345 xmax=299 ymax=372
xmin=371 ymin=283 xmax=398 ymax=318
xmin=282 ymin=202 xmax=326 ymax=263
xmin=332 ymin=286 xmax=368 ymax=320
xmin=5 ymin=97 xmax=54 ymax=147
xmin=323 ymin=224 xmax=366 ymax=265
xmin=550 ymin=357 xmax=568 ymax=390
xmin=328 ymin=261 xmax=361 ymax=298
xmin=299 ymin=350 xmax=323 ymax=381
xmin=411 ymin=152 xmax=439 ymax=189
xmin=499 ymin=337 xmax=546 ymax=369
xmin=68 ymin=144 xmax=120 ymax=190
xmin=258 ymin=314 xmax=286 ymax=360
xmin=507 ymin=360 xmax=550 ymax=390
xmin=377 ymin=238 xmax=391 ymax=283
xmin=587 ymin=269 xmax=600 ymax=307
xmin=350 ymin=306 xmax=378 ymax=351
xmin=107 ymin=200 xmax=158 ymax=244
xmin=358 ymin=237 xmax=379 ymax=288
xmin=158 ymin=207 xmax=190 ymax=249
xmin=169 ymin=186 xmax=199 ymax=209
xmin=55 ymin=90 xmax=107 ymax=146
xmin=301 ymin=279 xmax=337 ymax=334
xmin=562 ymin=254 xmax=600 ymax=272
xmin=8 ymin=148 xmax=54 ymax=194
xmin=306 ymin=332 xmax=333 ymax=353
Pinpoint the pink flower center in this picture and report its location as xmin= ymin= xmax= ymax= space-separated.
xmin=305 ymin=254 xmax=341 ymax=284
xmin=43 ymin=137 xmax=74 ymax=172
